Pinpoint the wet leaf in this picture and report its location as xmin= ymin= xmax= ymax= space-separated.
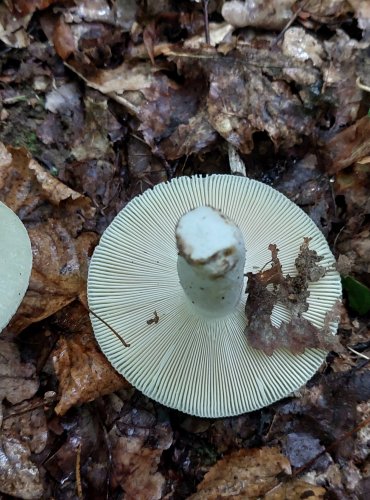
xmin=0 ymin=338 xmax=44 ymax=498
xmin=52 ymin=303 xmax=130 ymax=415
xmin=222 ymin=0 xmax=295 ymax=30
xmin=0 ymin=144 xmax=98 ymax=332
xmin=342 ymin=276 xmax=370 ymax=315
xmin=109 ymin=404 xmax=173 ymax=499
xmin=189 ymin=447 xmax=291 ymax=499
xmin=0 ymin=339 xmax=39 ymax=410
xmin=0 ymin=436 xmax=44 ymax=499
xmin=324 ymin=116 xmax=370 ymax=174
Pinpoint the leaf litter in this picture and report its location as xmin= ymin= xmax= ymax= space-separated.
xmin=245 ymin=238 xmax=342 ymax=355
xmin=0 ymin=0 xmax=369 ymax=498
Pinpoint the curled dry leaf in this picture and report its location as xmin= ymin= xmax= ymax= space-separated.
xmin=109 ymin=406 xmax=173 ymax=500
xmin=189 ymin=446 xmax=291 ymax=499
xmin=52 ymin=303 xmax=130 ymax=415
xmin=245 ymin=239 xmax=342 ymax=356
xmin=0 ymin=143 xmax=98 ymax=333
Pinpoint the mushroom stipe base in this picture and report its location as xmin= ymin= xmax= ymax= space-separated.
xmin=87 ymin=175 xmax=342 ymax=418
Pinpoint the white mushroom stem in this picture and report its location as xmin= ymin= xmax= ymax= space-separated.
xmin=176 ymin=206 xmax=245 ymax=317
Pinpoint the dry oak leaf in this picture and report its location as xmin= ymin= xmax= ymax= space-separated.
xmin=0 ymin=143 xmax=97 ymax=333
xmin=189 ymin=447 xmax=291 ymax=499
xmin=53 ymin=326 xmax=129 ymax=415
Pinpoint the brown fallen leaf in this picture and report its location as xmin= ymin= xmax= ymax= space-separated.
xmin=265 ymin=479 xmax=326 ymax=499
xmin=323 ymin=116 xmax=370 ymax=174
xmin=0 ymin=143 xmax=98 ymax=333
xmin=335 ymin=159 xmax=370 ymax=216
xmin=189 ymin=447 xmax=291 ymax=499
xmin=245 ymin=239 xmax=342 ymax=355
xmin=206 ymin=50 xmax=317 ymax=153
xmin=0 ymin=338 xmax=39 ymax=414
xmin=0 ymin=436 xmax=44 ymax=499
xmin=109 ymin=405 xmax=173 ymax=500
xmin=222 ymin=0 xmax=295 ymax=30
xmin=0 ymin=338 xmax=44 ymax=498
xmin=52 ymin=303 xmax=130 ymax=415
xmin=337 ymin=226 xmax=370 ymax=276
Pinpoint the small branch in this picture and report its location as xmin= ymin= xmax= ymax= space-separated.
xmin=271 ymin=0 xmax=309 ymax=48
xmin=202 ymin=0 xmax=210 ymax=45
xmin=76 ymin=442 xmax=83 ymax=500
xmin=88 ymin=308 xmax=130 ymax=348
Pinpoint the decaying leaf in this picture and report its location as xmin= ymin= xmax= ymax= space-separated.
xmin=109 ymin=405 xmax=173 ymax=499
xmin=52 ymin=303 xmax=130 ymax=415
xmin=0 ymin=143 xmax=98 ymax=333
xmin=189 ymin=446 xmax=291 ymax=499
xmin=245 ymin=239 xmax=341 ymax=355
xmin=221 ymin=0 xmax=295 ymax=30
xmin=323 ymin=116 xmax=370 ymax=174
xmin=264 ymin=479 xmax=326 ymax=499
xmin=0 ymin=436 xmax=44 ymax=499
xmin=0 ymin=339 xmax=44 ymax=499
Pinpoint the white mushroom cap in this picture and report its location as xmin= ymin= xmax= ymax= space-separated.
xmin=87 ymin=175 xmax=341 ymax=418
xmin=0 ymin=202 xmax=32 ymax=332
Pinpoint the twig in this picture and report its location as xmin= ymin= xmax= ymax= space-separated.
xmin=76 ymin=442 xmax=83 ymax=499
xmin=356 ymin=76 xmax=370 ymax=93
xmin=271 ymin=0 xmax=309 ymax=48
xmin=202 ymin=0 xmax=210 ymax=45
xmin=348 ymin=346 xmax=370 ymax=360
xmin=292 ymin=415 xmax=370 ymax=477
xmin=88 ymin=308 xmax=130 ymax=348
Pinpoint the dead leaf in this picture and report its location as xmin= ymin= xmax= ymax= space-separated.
xmin=189 ymin=447 xmax=291 ymax=499
xmin=323 ymin=116 xmax=370 ymax=173
xmin=0 ymin=436 xmax=43 ymax=499
xmin=0 ymin=338 xmax=44 ymax=498
xmin=335 ymin=160 xmax=370 ymax=215
xmin=0 ymin=3 xmax=30 ymax=48
xmin=245 ymin=240 xmax=342 ymax=355
xmin=109 ymin=405 xmax=173 ymax=500
xmin=0 ymin=338 xmax=39 ymax=427
xmin=206 ymin=52 xmax=317 ymax=153
xmin=52 ymin=303 xmax=130 ymax=415
xmin=222 ymin=0 xmax=295 ymax=30
xmin=265 ymin=479 xmax=326 ymax=499
xmin=337 ymin=226 xmax=370 ymax=276
xmin=0 ymin=144 xmax=98 ymax=332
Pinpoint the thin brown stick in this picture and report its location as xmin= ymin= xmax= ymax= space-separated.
xmin=292 ymin=415 xmax=370 ymax=477
xmin=76 ymin=442 xmax=83 ymax=499
xmin=271 ymin=0 xmax=309 ymax=48
xmin=88 ymin=308 xmax=130 ymax=348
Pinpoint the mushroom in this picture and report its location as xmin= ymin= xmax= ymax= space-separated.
xmin=87 ymin=175 xmax=341 ymax=417
xmin=0 ymin=202 xmax=32 ymax=332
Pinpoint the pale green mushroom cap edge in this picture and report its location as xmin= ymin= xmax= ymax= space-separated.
xmin=0 ymin=202 xmax=33 ymax=332
xmin=87 ymin=175 xmax=342 ymax=418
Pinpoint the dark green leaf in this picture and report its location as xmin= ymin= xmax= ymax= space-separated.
xmin=342 ymin=276 xmax=370 ymax=315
